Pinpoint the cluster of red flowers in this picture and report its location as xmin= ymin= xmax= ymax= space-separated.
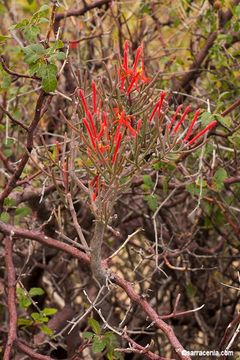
xmin=78 ymin=41 xmax=217 ymax=200
xmin=119 ymin=40 xmax=150 ymax=94
xmin=78 ymin=82 xmax=143 ymax=200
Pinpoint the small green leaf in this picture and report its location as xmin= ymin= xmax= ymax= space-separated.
xmin=4 ymin=198 xmax=16 ymax=207
xmin=10 ymin=19 xmax=29 ymax=30
xmin=24 ymin=26 xmax=40 ymax=41
xmin=144 ymin=194 xmax=158 ymax=212
xmin=15 ymin=206 xmax=31 ymax=217
xmin=39 ymin=324 xmax=53 ymax=336
xmin=212 ymin=168 xmax=227 ymax=191
xmin=186 ymin=282 xmax=197 ymax=299
xmin=0 ymin=212 xmax=10 ymax=223
xmin=0 ymin=34 xmax=11 ymax=42
xmin=56 ymin=52 xmax=66 ymax=61
xmin=31 ymin=312 xmax=49 ymax=323
xmin=143 ymin=175 xmax=154 ymax=189
xmin=200 ymin=111 xmax=212 ymax=127
xmin=29 ymin=287 xmax=45 ymax=297
xmin=92 ymin=336 xmax=106 ymax=353
xmin=88 ymin=318 xmax=101 ymax=335
xmin=82 ymin=331 xmax=94 ymax=340
xmin=42 ymin=308 xmax=57 ymax=316
xmin=16 ymin=288 xmax=32 ymax=309
xmin=40 ymin=64 xmax=58 ymax=93
xmin=17 ymin=318 xmax=33 ymax=327
xmin=23 ymin=44 xmax=45 ymax=65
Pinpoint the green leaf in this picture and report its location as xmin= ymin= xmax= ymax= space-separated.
xmin=39 ymin=64 xmax=58 ymax=93
xmin=31 ymin=312 xmax=49 ymax=323
xmin=200 ymin=111 xmax=212 ymax=127
xmin=0 ymin=212 xmax=10 ymax=223
xmin=213 ymin=113 xmax=231 ymax=127
xmin=56 ymin=52 xmax=66 ymax=61
xmin=88 ymin=318 xmax=101 ymax=335
xmin=212 ymin=168 xmax=227 ymax=191
xmin=1 ymin=74 xmax=11 ymax=90
xmin=42 ymin=308 xmax=57 ymax=316
xmin=17 ymin=318 xmax=33 ymax=327
xmin=32 ymin=5 xmax=49 ymax=21
xmin=82 ymin=331 xmax=94 ymax=340
xmin=186 ymin=282 xmax=197 ymax=299
xmin=3 ymin=198 xmax=16 ymax=207
xmin=15 ymin=206 xmax=31 ymax=217
xmin=10 ymin=19 xmax=29 ymax=30
xmin=144 ymin=194 xmax=158 ymax=212
xmin=29 ymin=287 xmax=45 ymax=297
xmin=142 ymin=175 xmax=154 ymax=189
xmin=92 ymin=336 xmax=106 ymax=353
xmin=16 ymin=288 xmax=32 ymax=309
xmin=39 ymin=324 xmax=53 ymax=336
xmin=24 ymin=25 xmax=40 ymax=41
xmin=0 ymin=34 xmax=11 ymax=42
xmin=23 ymin=44 xmax=45 ymax=64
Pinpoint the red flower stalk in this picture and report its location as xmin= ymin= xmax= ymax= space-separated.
xmin=126 ymin=73 xmax=139 ymax=95
xmin=123 ymin=40 xmax=129 ymax=73
xmin=86 ymin=110 xmax=97 ymax=138
xmin=167 ymin=104 xmax=183 ymax=130
xmin=83 ymin=117 xmax=96 ymax=148
xmin=173 ymin=105 xmax=191 ymax=133
xmin=149 ymin=92 xmax=166 ymax=122
xmin=184 ymin=109 xmax=201 ymax=141
xmin=79 ymin=89 xmax=89 ymax=113
xmin=112 ymin=132 xmax=122 ymax=164
xmin=90 ymin=174 xmax=99 ymax=201
xmin=92 ymin=80 xmax=97 ymax=113
xmin=133 ymin=45 xmax=143 ymax=74
xmin=188 ymin=120 xmax=217 ymax=145
xmin=137 ymin=119 xmax=142 ymax=132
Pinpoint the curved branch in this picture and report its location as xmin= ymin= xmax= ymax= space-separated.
xmin=3 ymin=236 xmax=17 ymax=360
xmin=0 ymin=220 xmax=190 ymax=360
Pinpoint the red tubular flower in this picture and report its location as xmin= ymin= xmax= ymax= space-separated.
xmin=83 ymin=117 xmax=96 ymax=148
xmin=133 ymin=45 xmax=143 ymax=74
xmin=187 ymin=120 xmax=217 ymax=145
xmin=123 ymin=40 xmax=129 ymax=73
xmin=126 ymin=73 xmax=139 ymax=95
xmin=149 ymin=92 xmax=166 ymax=122
xmin=173 ymin=105 xmax=191 ymax=133
xmin=92 ymin=80 xmax=97 ymax=113
xmin=90 ymin=175 xmax=99 ymax=201
xmin=184 ymin=109 xmax=201 ymax=141
xmin=137 ymin=119 xmax=142 ymax=132
xmin=167 ymin=104 xmax=183 ymax=130
xmin=86 ymin=110 xmax=97 ymax=138
xmin=79 ymin=89 xmax=88 ymax=113
xmin=112 ymin=132 xmax=122 ymax=164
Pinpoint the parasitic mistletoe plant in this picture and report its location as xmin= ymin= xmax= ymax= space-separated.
xmin=64 ymin=40 xmax=217 ymax=284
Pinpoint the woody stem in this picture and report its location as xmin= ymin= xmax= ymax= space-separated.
xmin=90 ymin=220 xmax=107 ymax=284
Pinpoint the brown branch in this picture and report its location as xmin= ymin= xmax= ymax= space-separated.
xmin=0 ymin=91 xmax=50 ymax=208
xmin=3 ymin=236 xmax=17 ymax=360
xmin=0 ymin=55 xmax=40 ymax=81
xmin=0 ymin=150 xmax=15 ymax=174
xmin=0 ymin=104 xmax=28 ymax=131
xmin=16 ymin=339 xmax=54 ymax=360
xmin=55 ymin=0 xmax=111 ymax=21
xmin=0 ymin=220 xmax=190 ymax=360
xmin=174 ymin=0 xmax=240 ymax=95
xmin=221 ymin=98 xmax=240 ymax=117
